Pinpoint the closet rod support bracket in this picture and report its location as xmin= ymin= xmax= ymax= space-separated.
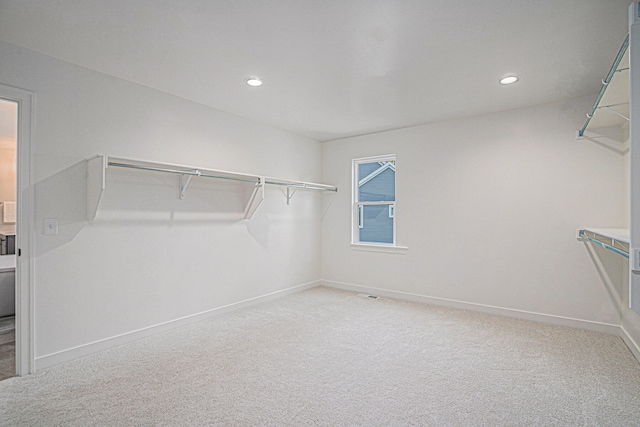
xmin=602 ymin=106 xmax=629 ymax=122
xmin=180 ymin=170 xmax=201 ymax=200
xmin=286 ymin=186 xmax=298 ymax=205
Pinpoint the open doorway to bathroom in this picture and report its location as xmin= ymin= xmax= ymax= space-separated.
xmin=0 ymin=84 xmax=34 ymax=378
xmin=0 ymin=98 xmax=17 ymax=381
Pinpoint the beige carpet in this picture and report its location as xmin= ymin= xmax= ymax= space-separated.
xmin=1 ymin=286 xmax=640 ymax=426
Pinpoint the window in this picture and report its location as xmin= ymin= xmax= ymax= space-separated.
xmin=353 ymin=155 xmax=396 ymax=246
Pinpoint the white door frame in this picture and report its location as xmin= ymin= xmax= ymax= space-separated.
xmin=0 ymin=83 xmax=35 ymax=376
xmin=630 ymin=3 xmax=640 ymax=315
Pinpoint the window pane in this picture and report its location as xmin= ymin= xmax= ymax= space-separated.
xmin=358 ymin=161 xmax=395 ymax=202
xmin=359 ymin=204 xmax=393 ymax=244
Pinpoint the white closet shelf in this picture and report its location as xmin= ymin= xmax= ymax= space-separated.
xmin=86 ymin=154 xmax=337 ymax=221
xmin=577 ymin=34 xmax=629 ymax=139
xmin=578 ymin=227 xmax=629 ymax=258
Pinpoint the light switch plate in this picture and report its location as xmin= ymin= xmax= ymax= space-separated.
xmin=43 ymin=218 xmax=58 ymax=235
xmin=631 ymin=248 xmax=640 ymax=273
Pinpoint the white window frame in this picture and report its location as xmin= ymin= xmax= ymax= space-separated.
xmin=352 ymin=154 xmax=397 ymax=247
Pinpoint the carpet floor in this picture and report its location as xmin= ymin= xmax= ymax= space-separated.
xmin=1 ymin=287 xmax=639 ymax=426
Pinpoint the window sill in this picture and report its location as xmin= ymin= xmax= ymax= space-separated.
xmin=350 ymin=243 xmax=408 ymax=254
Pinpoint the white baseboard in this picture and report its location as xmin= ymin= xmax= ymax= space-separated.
xmin=35 ymin=280 xmax=321 ymax=371
xmin=36 ymin=279 xmax=639 ymax=371
xmin=621 ymin=326 xmax=640 ymax=363
xmin=322 ymin=280 xmax=621 ymax=336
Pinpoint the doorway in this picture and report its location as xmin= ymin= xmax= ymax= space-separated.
xmin=0 ymin=99 xmax=18 ymax=381
xmin=0 ymin=98 xmax=17 ymax=380
xmin=0 ymin=84 xmax=34 ymax=377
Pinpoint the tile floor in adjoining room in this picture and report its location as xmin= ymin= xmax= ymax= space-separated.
xmin=0 ymin=316 xmax=15 ymax=381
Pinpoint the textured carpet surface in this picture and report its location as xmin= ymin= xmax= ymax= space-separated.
xmin=1 ymin=286 xmax=640 ymax=426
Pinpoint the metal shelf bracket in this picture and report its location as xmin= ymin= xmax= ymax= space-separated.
xmin=179 ymin=170 xmax=201 ymax=200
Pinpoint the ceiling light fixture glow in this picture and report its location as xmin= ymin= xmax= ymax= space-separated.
xmin=499 ymin=76 xmax=519 ymax=85
xmin=245 ymin=77 xmax=263 ymax=87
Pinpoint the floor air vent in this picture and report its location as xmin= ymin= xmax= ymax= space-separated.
xmin=357 ymin=293 xmax=380 ymax=300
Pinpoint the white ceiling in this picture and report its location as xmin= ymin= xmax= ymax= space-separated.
xmin=0 ymin=0 xmax=632 ymax=142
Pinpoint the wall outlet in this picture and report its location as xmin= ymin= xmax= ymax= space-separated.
xmin=43 ymin=218 xmax=58 ymax=235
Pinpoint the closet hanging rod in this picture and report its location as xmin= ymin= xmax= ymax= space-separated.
xmin=106 ymin=157 xmax=338 ymax=192
xmin=577 ymin=33 xmax=629 ymax=138
xmin=263 ymin=179 xmax=337 ymax=192
xmin=108 ymin=161 xmax=260 ymax=184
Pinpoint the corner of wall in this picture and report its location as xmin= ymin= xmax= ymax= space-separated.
xmin=621 ymin=311 xmax=640 ymax=363
xmin=321 ymin=279 xmax=621 ymax=336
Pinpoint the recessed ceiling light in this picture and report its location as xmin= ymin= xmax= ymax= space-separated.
xmin=499 ymin=76 xmax=519 ymax=85
xmin=245 ymin=77 xmax=263 ymax=87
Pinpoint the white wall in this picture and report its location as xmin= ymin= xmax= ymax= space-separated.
xmin=618 ymin=124 xmax=640 ymax=359
xmin=625 ymin=3 xmax=640 ymax=361
xmin=0 ymin=41 xmax=324 ymax=367
xmin=623 ymin=125 xmax=630 ymax=228
xmin=322 ymin=97 xmax=627 ymax=329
